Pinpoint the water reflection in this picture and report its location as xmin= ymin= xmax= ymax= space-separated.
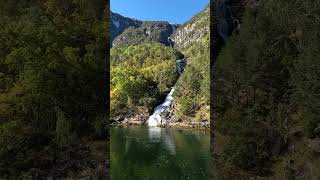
xmin=148 ymin=127 xmax=176 ymax=155
xmin=111 ymin=126 xmax=209 ymax=180
xmin=148 ymin=126 xmax=161 ymax=142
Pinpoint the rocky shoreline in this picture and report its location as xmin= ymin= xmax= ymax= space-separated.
xmin=110 ymin=113 xmax=210 ymax=130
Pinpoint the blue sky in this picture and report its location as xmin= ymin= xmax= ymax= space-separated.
xmin=111 ymin=0 xmax=209 ymax=24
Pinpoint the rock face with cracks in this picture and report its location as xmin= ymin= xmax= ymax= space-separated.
xmin=110 ymin=11 xmax=142 ymax=46
xmin=113 ymin=22 xmax=178 ymax=48
xmin=170 ymin=6 xmax=210 ymax=49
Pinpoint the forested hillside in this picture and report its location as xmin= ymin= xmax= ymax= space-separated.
xmin=213 ymin=0 xmax=320 ymax=179
xmin=110 ymin=5 xmax=210 ymax=127
xmin=0 ymin=0 xmax=108 ymax=178
xmin=110 ymin=43 xmax=183 ymax=119
xmin=174 ymin=35 xmax=210 ymax=122
xmin=113 ymin=21 xmax=178 ymax=47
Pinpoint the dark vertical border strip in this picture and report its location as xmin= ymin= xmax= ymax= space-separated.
xmin=210 ymin=1 xmax=213 ymax=179
xmin=104 ymin=0 xmax=110 ymax=179
xmin=210 ymin=0 xmax=230 ymax=179
xmin=210 ymin=0 xmax=219 ymax=179
xmin=210 ymin=1 xmax=249 ymax=179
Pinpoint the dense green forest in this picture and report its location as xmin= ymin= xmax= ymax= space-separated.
xmin=110 ymin=43 xmax=183 ymax=118
xmin=110 ymin=36 xmax=210 ymax=122
xmin=174 ymin=35 xmax=210 ymax=121
xmin=0 ymin=0 xmax=108 ymax=178
xmin=213 ymin=0 xmax=320 ymax=179
xmin=110 ymin=5 xmax=210 ymax=124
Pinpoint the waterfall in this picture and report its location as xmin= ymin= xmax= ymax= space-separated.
xmin=147 ymin=87 xmax=175 ymax=126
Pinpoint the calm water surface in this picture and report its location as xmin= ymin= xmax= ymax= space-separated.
xmin=111 ymin=126 xmax=210 ymax=180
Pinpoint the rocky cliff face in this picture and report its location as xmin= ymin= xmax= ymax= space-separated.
xmin=170 ymin=6 xmax=210 ymax=49
xmin=112 ymin=22 xmax=178 ymax=48
xmin=111 ymin=6 xmax=210 ymax=49
xmin=110 ymin=11 xmax=141 ymax=46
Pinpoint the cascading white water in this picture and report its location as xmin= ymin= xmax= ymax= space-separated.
xmin=147 ymin=87 xmax=175 ymax=126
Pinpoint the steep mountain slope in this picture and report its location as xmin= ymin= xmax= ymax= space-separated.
xmin=113 ymin=21 xmax=178 ymax=47
xmin=169 ymin=6 xmax=210 ymax=123
xmin=110 ymin=11 xmax=179 ymax=48
xmin=170 ymin=6 xmax=210 ymax=49
xmin=110 ymin=5 xmax=210 ymax=127
xmin=173 ymin=34 xmax=210 ymax=122
xmin=110 ymin=11 xmax=141 ymax=45
xmin=212 ymin=0 xmax=320 ymax=179
xmin=111 ymin=5 xmax=210 ymax=49
xmin=110 ymin=43 xmax=183 ymax=121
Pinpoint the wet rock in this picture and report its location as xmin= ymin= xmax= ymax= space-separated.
xmin=110 ymin=115 xmax=125 ymax=124
xmin=200 ymin=120 xmax=210 ymax=128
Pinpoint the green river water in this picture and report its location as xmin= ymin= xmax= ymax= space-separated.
xmin=111 ymin=126 xmax=210 ymax=180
